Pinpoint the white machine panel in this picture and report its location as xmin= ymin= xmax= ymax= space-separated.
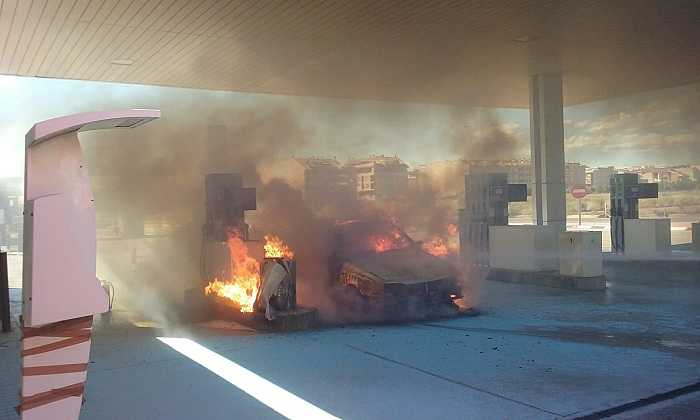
xmin=489 ymin=225 xmax=559 ymax=271
xmin=22 ymin=131 xmax=108 ymax=326
xmin=624 ymin=219 xmax=671 ymax=256
xmin=20 ymin=109 xmax=160 ymax=420
xmin=22 ymin=109 xmax=160 ymax=327
xmin=559 ymin=231 xmax=603 ymax=277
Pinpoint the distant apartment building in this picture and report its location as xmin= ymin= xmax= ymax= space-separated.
xmin=638 ymin=169 xmax=660 ymax=184
xmin=468 ymin=159 xmax=585 ymax=188
xmin=585 ymin=168 xmax=593 ymax=188
xmin=0 ymin=177 xmax=23 ymax=251
xmin=638 ymin=167 xmax=690 ymax=188
xmin=412 ymin=159 xmax=532 ymax=200
xmin=466 ymin=159 xmax=531 ymax=185
xmin=407 ymin=169 xmax=419 ymax=193
xmin=565 ymin=162 xmax=587 ymax=188
xmin=590 ymin=166 xmax=616 ymax=192
xmin=409 ymin=162 xmax=456 ymax=213
xmin=413 ymin=160 xmax=467 ymax=197
xmin=299 ymin=157 xmax=356 ymax=205
xmin=692 ymin=166 xmax=700 ymax=182
xmin=674 ymin=165 xmax=700 ymax=182
xmin=347 ymin=155 xmax=409 ymax=200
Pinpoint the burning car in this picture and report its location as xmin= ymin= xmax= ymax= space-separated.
xmin=330 ymin=220 xmax=463 ymax=321
xmin=191 ymin=173 xmax=462 ymax=327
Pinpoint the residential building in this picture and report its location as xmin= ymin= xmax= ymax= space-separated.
xmin=300 ymin=157 xmax=356 ymax=205
xmin=414 ymin=159 xmax=533 ymax=199
xmin=466 ymin=159 xmax=531 ymax=185
xmin=565 ymin=162 xmax=587 ymax=188
xmin=0 ymin=177 xmax=23 ymax=251
xmin=347 ymin=155 xmax=409 ymax=200
xmin=413 ymin=160 xmax=468 ymax=197
xmin=590 ymin=166 xmax=616 ymax=192
xmin=585 ymin=168 xmax=593 ymax=188
xmin=638 ymin=167 xmax=690 ymax=188
xmin=672 ymin=165 xmax=700 ymax=182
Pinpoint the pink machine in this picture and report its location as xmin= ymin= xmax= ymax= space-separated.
xmin=20 ymin=110 xmax=160 ymax=419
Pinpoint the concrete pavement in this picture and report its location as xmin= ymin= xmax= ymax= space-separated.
xmin=2 ymin=257 xmax=700 ymax=419
xmin=614 ymin=391 xmax=700 ymax=419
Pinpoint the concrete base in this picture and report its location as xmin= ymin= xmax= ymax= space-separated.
xmin=559 ymin=231 xmax=603 ymax=277
xmin=624 ymin=218 xmax=671 ymax=256
xmin=489 ymin=225 xmax=559 ymax=271
xmin=183 ymin=287 xmax=213 ymax=323
xmin=488 ymin=268 xmax=607 ymax=290
xmin=183 ymin=288 xmax=320 ymax=331
xmin=604 ymin=252 xmax=700 ymax=283
xmin=258 ymin=307 xmax=321 ymax=331
xmin=211 ymin=302 xmax=320 ymax=332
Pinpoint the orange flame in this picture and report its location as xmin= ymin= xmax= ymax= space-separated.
xmin=204 ymin=231 xmax=260 ymax=313
xmin=368 ymin=227 xmax=409 ymax=253
xmin=264 ymin=235 xmax=294 ymax=259
xmin=421 ymin=236 xmax=449 ymax=257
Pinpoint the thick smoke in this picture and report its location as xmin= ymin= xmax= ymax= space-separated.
xmin=672 ymin=88 xmax=700 ymax=161
xmin=381 ymin=176 xmax=457 ymax=247
xmin=85 ymin=100 xmax=414 ymax=324
xmin=448 ymin=108 xmax=525 ymax=160
xmin=405 ymin=108 xmax=528 ymax=203
xmin=83 ymin=101 xmax=518 ymax=325
xmin=389 ymin=108 xmax=526 ymax=238
xmin=84 ymin=105 xmax=311 ymax=325
xmin=248 ymin=179 xmax=336 ymax=316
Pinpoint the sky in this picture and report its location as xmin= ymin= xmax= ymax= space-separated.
xmin=563 ymin=84 xmax=700 ymax=167
xmin=0 ymin=74 xmax=699 ymax=178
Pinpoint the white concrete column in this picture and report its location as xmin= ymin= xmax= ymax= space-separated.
xmin=530 ymin=74 xmax=566 ymax=232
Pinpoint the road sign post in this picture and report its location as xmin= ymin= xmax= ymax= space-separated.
xmin=571 ymin=186 xmax=588 ymax=227
xmin=578 ymin=199 xmax=581 ymax=226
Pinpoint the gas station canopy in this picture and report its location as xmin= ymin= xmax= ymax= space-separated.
xmin=0 ymin=0 xmax=699 ymax=107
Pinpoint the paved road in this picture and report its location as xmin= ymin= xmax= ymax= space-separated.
xmin=614 ymin=391 xmax=700 ymax=419
xmin=2 ymin=258 xmax=699 ymax=419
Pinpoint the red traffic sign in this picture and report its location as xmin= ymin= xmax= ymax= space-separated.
xmin=571 ymin=186 xmax=587 ymax=199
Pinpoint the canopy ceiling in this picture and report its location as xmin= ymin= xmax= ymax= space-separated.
xmin=1 ymin=0 xmax=699 ymax=107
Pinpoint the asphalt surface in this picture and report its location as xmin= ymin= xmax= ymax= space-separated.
xmin=613 ymin=391 xmax=700 ymax=419
xmin=2 ymin=246 xmax=699 ymax=419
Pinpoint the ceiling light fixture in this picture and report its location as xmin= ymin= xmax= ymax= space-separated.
xmin=512 ymin=35 xmax=537 ymax=43
xmin=110 ymin=59 xmax=134 ymax=66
